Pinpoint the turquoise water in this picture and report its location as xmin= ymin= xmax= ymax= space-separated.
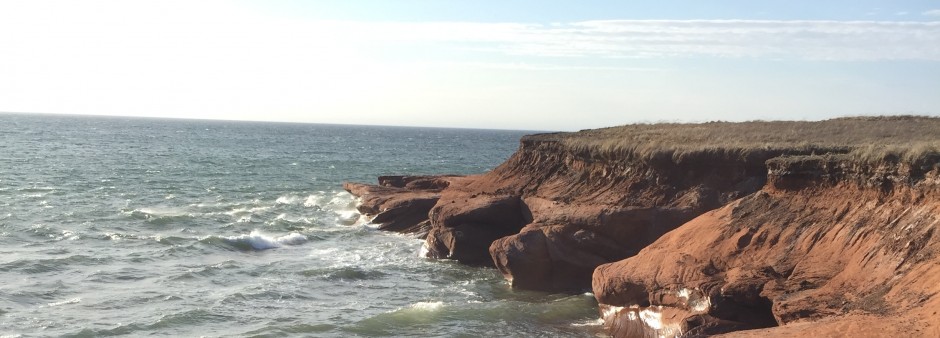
xmin=0 ymin=114 xmax=602 ymax=337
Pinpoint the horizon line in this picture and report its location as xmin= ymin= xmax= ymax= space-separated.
xmin=0 ymin=111 xmax=553 ymax=133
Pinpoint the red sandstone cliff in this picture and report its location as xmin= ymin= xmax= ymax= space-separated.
xmin=345 ymin=116 xmax=940 ymax=337
xmin=594 ymin=156 xmax=940 ymax=337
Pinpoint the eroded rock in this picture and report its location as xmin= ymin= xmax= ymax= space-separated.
xmin=342 ymin=176 xmax=460 ymax=237
xmin=593 ymin=160 xmax=940 ymax=337
xmin=423 ymin=191 xmax=526 ymax=265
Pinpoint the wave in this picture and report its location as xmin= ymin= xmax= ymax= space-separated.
xmin=125 ymin=191 xmax=360 ymax=228
xmin=0 ymin=255 xmax=105 ymax=274
xmin=304 ymin=194 xmax=323 ymax=208
xmin=126 ymin=207 xmax=195 ymax=224
xmin=275 ymin=195 xmax=303 ymax=205
xmin=216 ymin=230 xmax=308 ymax=251
xmin=242 ymin=323 xmax=336 ymax=336
xmin=47 ymin=297 xmax=82 ymax=307
xmin=410 ymin=301 xmax=444 ymax=311
xmin=346 ymin=294 xmax=600 ymax=336
xmin=65 ymin=309 xmax=236 ymax=336
xmin=27 ymin=224 xmax=80 ymax=241
xmin=301 ymin=266 xmax=389 ymax=281
xmin=335 ymin=211 xmax=360 ymax=225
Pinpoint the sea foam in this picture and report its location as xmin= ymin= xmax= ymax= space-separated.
xmin=410 ymin=301 xmax=444 ymax=311
xmin=223 ymin=230 xmax=308 ymax=250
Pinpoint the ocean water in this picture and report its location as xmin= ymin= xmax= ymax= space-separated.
xmin=0 ymin=114 xmax=602 ymax=337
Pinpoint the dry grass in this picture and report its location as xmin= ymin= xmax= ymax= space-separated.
xmin=530 ymin=116 xmax=940 ymax=164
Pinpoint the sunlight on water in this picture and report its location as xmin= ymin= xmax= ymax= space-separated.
xmin=0 ymin=114 xmax=601 ymax=337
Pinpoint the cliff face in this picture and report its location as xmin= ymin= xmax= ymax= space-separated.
xmin=344 ymin=117 xmax=940 ymax=337
xmin=593 ymin=157 xmax=940 ymax=337
xmin=401 ymin=135 xmax=805 ymax=285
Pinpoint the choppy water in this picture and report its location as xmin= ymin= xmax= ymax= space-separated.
xmin=0 ymin=114 xmax=602 ymax=337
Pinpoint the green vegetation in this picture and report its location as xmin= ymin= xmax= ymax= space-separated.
xmin=532 ymin=116 xmax=940 ymax=164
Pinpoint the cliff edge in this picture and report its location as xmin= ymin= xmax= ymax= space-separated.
xmin=345 ymin=116 xmax=940 ymax=337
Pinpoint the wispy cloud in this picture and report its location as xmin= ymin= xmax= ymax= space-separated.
xmin=438 ymin=62 xmax=669 ymax=72
xmin=347 ymin=20 xmax=940 ymax=61
xmin=924 ymin=9 xmax=940 ymax=17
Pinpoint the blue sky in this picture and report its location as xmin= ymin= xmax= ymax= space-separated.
xmin=1 ymin=0 xmax=939 ymax=130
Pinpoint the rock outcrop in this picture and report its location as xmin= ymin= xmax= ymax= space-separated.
xmin=344 ymin=116 xmax=940 ymax=337
xmin=593 ymin=155 xmax=940 ymax=337
xmin=343 ymin=175 xmax=459 ymax=237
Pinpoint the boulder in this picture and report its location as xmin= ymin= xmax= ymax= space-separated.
xmin=423 ymin=192 xmax=526 ymax=266
xmin=490 ymin=224 xmax=623 ymax=292
xmin=342 ymin=177 xmax=459 ymax=237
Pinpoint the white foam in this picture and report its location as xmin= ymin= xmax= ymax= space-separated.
xmin=47 ymin=298 xmax=81 ymax=307
xmin=274 ymin=213 xmax=312 ymax=224
xmin=327 ymin=192 xmax=358 ymax=210
xmin=226 ymin=230 xmax=308 ymax=250
xmin=418 ymin=242 xmax=430 ymax=258
xmin=303 ymin=194 xmax=323 ymax=208
xmin=639 ymin=307 xmax=663 ymax=330
xmin=335 ymin=211 xmax=360 ymax=225
xmin=276 ymin=232 xmax=308 ymax=245
xmin=134 ymin=207 xmax=189 ymax=218
xmin=677 ymin=288 xmax=711 ymax=313
xmin=601 ymin=305 xmax=624 ymax=320
xmin=410 ymin=301 xmax=444 ymax=311
xmin=59 ymin=230 xmax=79 ymax=241
xmin=224 ymin=206 xmax=272 ymax=217
xmin=571 ymin=318 xmax=605 ymax=327
xmin=275 ymin=195 xmax=302 ymax=205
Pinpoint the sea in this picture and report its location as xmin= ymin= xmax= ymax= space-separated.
xmin=0 ymin=114 xmax=603 ymax=337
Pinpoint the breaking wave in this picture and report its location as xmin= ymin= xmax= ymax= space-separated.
xmin=217 ymin=230 xmax=308 ymax=251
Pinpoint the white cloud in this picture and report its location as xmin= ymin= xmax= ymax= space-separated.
xmin=0 ymin=0 xmax=938 ymax=129
xmin=435 ymin=62 xmax=668 ymax=72
xmin=363 ymin=19 xmax=940 ymax=61
xmin=178 ymin=18 xmax=935 ymax=62
xmin=924 ymin=9 xmax=940 ymax=17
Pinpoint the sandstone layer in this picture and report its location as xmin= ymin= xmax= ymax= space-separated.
xmin=343 ymin=175 xmax=459 ymax=237
xmin=344 ymin=116 xmax=940 ymax=337
xmin=593 ymin=156 xmax=940 ymax=337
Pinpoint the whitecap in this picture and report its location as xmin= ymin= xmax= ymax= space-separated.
xmin=417 ymin=242 xmax=430 ymax=258
xmin=335 ymin=211 xmax=360 ymax=226
xmin=275 ymin=195 xmax=302 ymax=205
xmin=271 ymin=214 xmax=313 ymax=226
xmin=131 ymin=207 xmax=190 ymax=218
xmin=224 ymin=230 xmax=307 ymax=250
xmin=410 ymin=301 xmax=444 ymax=311
xmin=276 ymin=233 xmax=308 ymax=245
xmin=570 ymin=318 xmax=605 ymax=327
xmin=47 ymin=297 xmax=81 ymax=307
xmin=59 ymin=230 xmax=79 ymax=241
xmin=303 ymin=194 xmax=323 ymax=208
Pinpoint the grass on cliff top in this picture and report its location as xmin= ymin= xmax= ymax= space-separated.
xmin=536 ymin=116 xmax=940 ymax=163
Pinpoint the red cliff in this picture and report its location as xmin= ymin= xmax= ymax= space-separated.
xmin=345 ymin=116 xmax=940 ymax=337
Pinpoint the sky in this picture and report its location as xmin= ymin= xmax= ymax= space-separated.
xmin=1 ymin=1 xmax=939 ymax=131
